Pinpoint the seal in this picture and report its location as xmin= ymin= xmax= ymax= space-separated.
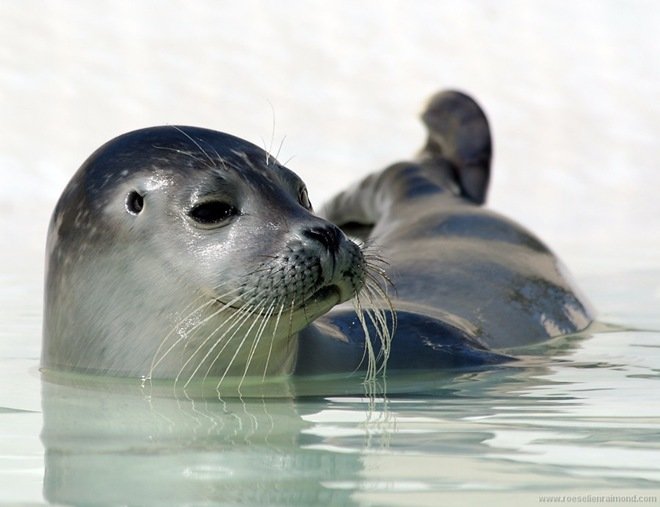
xmin=42 ymin=91 xmax=593 ymax=383
xmin=297 ymin=91 xmax=593 ymax=373
xmin=42 ymin=125 xmax=378 ymax=384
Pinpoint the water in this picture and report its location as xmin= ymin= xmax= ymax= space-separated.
xmin=5 ymin=272 xmax=659 ymax=505
xmin=1 ymin=1 xmax=659 ymax=505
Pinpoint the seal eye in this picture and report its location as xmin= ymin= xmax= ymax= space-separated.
xmin=189 ymin=201 xmax=238 ymax=225
xmin=298 ymin=186 xmax=312 ymax=210
xmin=125 ymin=191 xmax=144 ymax=215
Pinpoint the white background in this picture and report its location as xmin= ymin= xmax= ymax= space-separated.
xmin=1 ymin=0 xmax=658 ymax=288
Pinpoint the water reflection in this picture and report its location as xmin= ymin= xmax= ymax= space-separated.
xmin=40 ymin=367 xmax=509 ymax=505
xmin=40 ymin=328 xmax=660 ymax=505
xmin=38 ymin=368 xmax=497 ymax=505
xmin=41 ymin=377 xmax=360 ymax=506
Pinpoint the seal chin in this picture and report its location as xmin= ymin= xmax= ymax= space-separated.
xmin=213 ymin=284 xmax=343 ymax=314
xmin=294 ymin=284 xmax=344 ymax=324
xmin=306 ymin=284 xmax=342 ymax=307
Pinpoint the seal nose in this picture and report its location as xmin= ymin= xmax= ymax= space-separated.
xmin=302 ymin=225 xmax=343 ymax=254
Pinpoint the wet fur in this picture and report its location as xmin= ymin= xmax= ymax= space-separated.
xmin=42 ymin=124 xmax=394 ymax=389
xmin=42 ymin=90 xmax=593 ymax=387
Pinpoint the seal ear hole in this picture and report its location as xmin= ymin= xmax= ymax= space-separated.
xmin=189 ymin=201 xmax=238 ymax=226
xmin=125 ymin=191 xmax=144 ymax=215
xmin=298 ymin=186 xmax=313 ymax=211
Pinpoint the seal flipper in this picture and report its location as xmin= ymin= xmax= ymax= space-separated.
xmin=295 ymin=310 xmax=512 ymax=375
xmin=320 ymin=90 xmax=492 ymax=232
xmin=419 ymin=90 xmax=492 ymax=204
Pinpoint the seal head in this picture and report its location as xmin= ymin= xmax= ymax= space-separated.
xmin=42 ymin=127 xmax=365 ymax=381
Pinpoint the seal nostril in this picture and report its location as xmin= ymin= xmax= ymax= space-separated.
xmin=302 ymin=225 xmax=342 ymax=254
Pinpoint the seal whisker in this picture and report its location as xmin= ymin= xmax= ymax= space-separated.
xmin=363 ymin=270 xmax=393 ymax=303
xmin=240 ymin=264 xmax=278 ymax=279
xmin=196 ymin=310 xmax=254 ymax=387
xmin=361 ymin=285 xmax=393 ymax=373
xmin=363 ymin=251 xmax=396 ymax=289
xmin=170 ymin=125 xmax=217 ymax=169
xmin=152 ymin=145 xmax=208 ymax=165
xmin=264 ymin=100 xmax=276 ymax=167
xmin=349 ymin=270 xmax=396 ymax=380
xmin=286 ymin=298 xmax=297 ymax=357
xmin=364 ymin=312 xmax=388 ymax=370
xmin=363 ymin=266 xmax=390 ymax=283
xmin=214 ymin=299 xmax=270 ymax=393
xmin=239 ymin=301 xmax=277 ymax=389
xmin=364 ymin=265 xmax=397 ymax=305
xmin=148 ymin=292 xmax=213 ymax=375
xmin=149 ymin=288 xmax=232 ymax=376
xmin=362 ymin=253 xmax=390 ymax=266
xmin=195 ymin=288 xmax=275 ymax=378
xmin=168 ymin=287 xmax=254 ymax=378
xmin=149 ymin=286 xmax=250 ymax=376
xmin=354 ymin=296 xmax=379 ymax=382
xmin=194 ymin=304 xmax=258 ymax=388
xmin=241 ymin=300 xmax=276 ymax=377
xmin=181 ymin=291 xmax=266 ymax=388
xmin=350 ymin=295 xmax=371 ymax=375
xmin=176 ymin=311 xmax=242 ymax=387
xmin=363 ymin=273 xmax=397 ymax=337
xmin=274 ymin=135 xmax=286 ymax=164
xmin=206 ymin=144 xmax=224 ymax=167
xmin=263 ymin=301 xmax=286 ymax=381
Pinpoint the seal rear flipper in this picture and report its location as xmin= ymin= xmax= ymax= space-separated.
xmin=419 ymin=90 xmax=492 ymax=204
xmin=320 ymin=90 xmax=492 ymax=236
xmin=295 ymin=309 xmax=513 ymax=376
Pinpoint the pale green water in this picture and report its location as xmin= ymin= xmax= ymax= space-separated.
xmin=2 ymin=267 xmax=660 ymax=505
xmin=39 ymin=330 xmax=660 ymax=506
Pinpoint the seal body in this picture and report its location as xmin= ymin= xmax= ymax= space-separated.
xmin=42 ymin=91 xmax=593 ymax=380
xmin=296 ymin=91 xmax=592 ymax=373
